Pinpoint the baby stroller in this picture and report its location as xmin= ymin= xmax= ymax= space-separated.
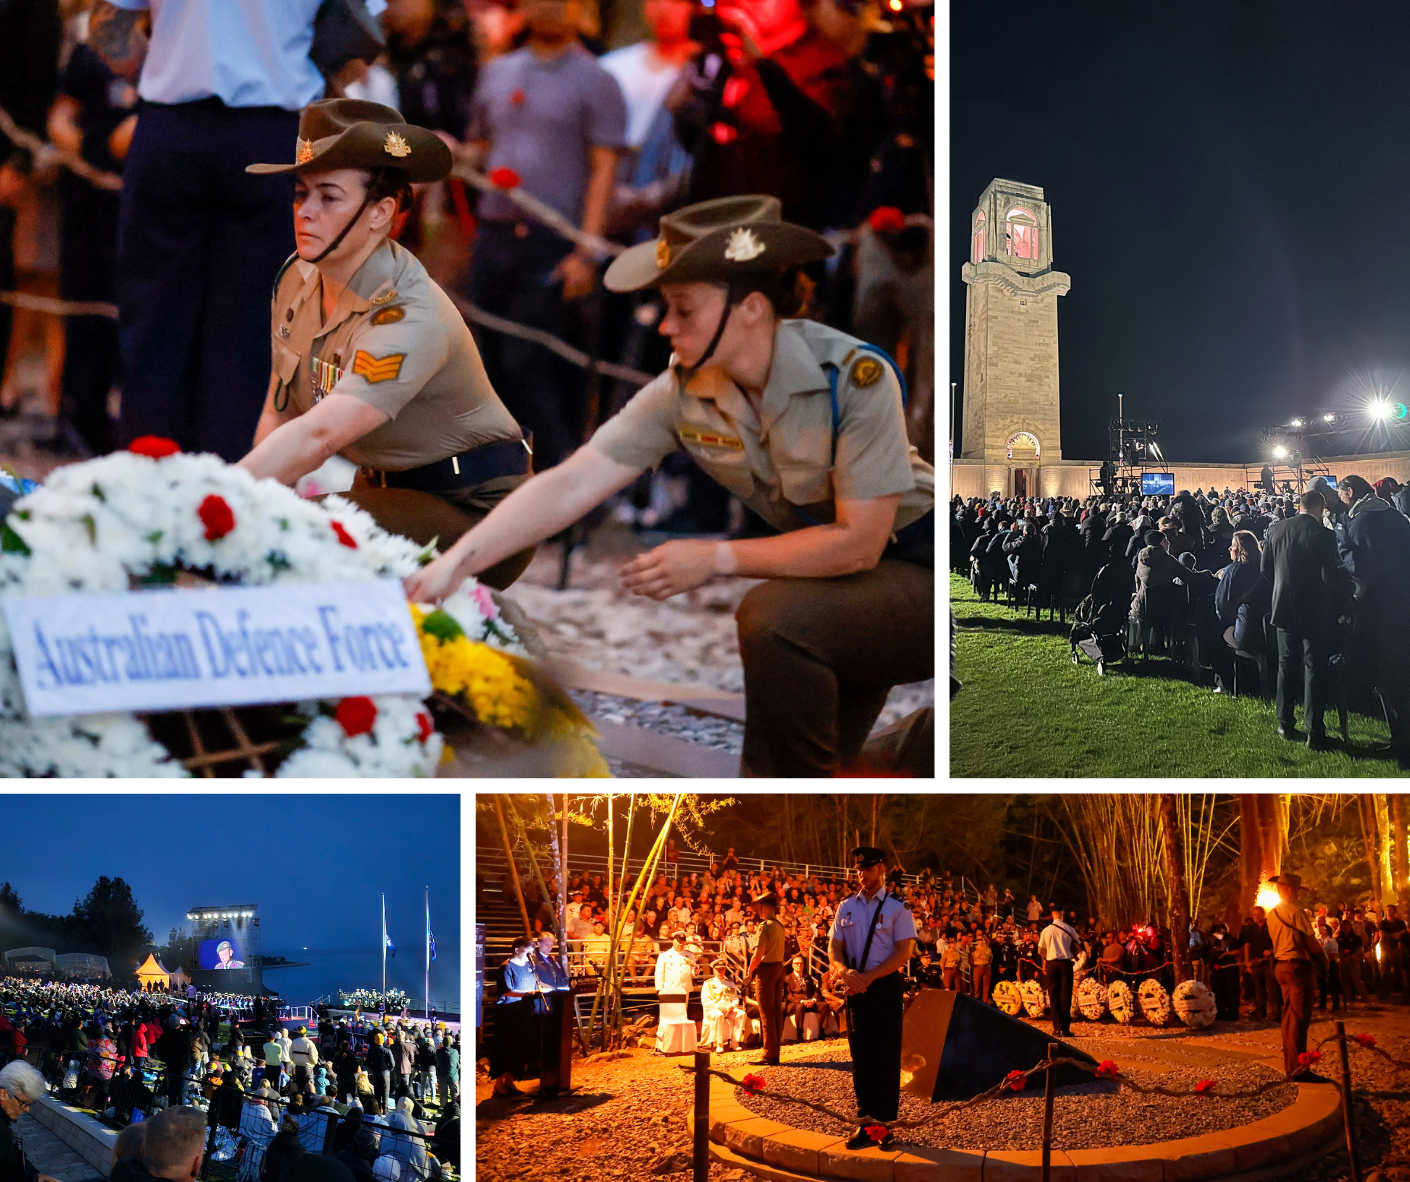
xmin=1069 ymin=563 xmax=1129 ymax=675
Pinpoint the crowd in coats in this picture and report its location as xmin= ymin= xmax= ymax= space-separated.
xmin=953 ymin=472 xmax=1410 ymax=760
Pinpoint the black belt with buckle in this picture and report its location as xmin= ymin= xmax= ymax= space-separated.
xmin=365 ymin=434 xmax=533 ymax=493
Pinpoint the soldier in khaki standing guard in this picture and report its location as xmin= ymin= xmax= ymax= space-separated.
xmin=238 ymin=99 xmax=535 ymax=588
xmin=743 ymin=892 xmax=787 ymax=1066
xmin=405 ymin=194 xmax=934 ymax=774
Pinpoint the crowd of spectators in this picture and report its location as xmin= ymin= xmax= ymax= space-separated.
xmin=0 ymin=0 xmax=932 ymax=536
xmin=953 ymin=476 xmax=1410 ymax=760
xmin=496 ymin=849 xmax=1410 ymax=1041
xmin=0 ymin=976 xmax=461 ymax=1181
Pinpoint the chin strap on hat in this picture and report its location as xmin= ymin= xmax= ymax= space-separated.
xmin=674 ymin=284 xmax=741 ymax=386
xmin=309 ymin=184 xmax=380 ymax=265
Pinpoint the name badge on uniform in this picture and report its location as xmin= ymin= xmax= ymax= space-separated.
xmin=680 ymin=425 xmax=745 ymax=451
xmin=311 ymin=357 xmax=343 ymax=403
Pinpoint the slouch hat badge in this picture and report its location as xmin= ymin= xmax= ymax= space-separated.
xmin=296 ymin=138 xmax=315 ymax=165
xmin=723 ymin=227 xmax=765 ymax=263
xmin=656 ymin=238 xmax=671 ymax=269
xmin=383 ymin=131 xmax=412 ymax=158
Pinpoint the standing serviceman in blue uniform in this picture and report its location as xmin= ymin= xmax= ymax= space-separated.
xmin=828 ymin=846 xmax=916 ymax=1150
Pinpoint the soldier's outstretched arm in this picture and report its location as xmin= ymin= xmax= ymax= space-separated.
xmin=404 ymin=446 xmax=643 ymax=603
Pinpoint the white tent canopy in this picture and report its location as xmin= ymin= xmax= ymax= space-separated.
xmin=3 ymin=947 xmax=57 ymax=971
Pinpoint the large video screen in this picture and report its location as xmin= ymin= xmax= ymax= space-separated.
xmin=198 ymin=937 xmax=248 ymax=971
xmin=1141 ymin=472 xmax=1175 ymax=496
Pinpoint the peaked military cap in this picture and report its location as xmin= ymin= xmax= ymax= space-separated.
xmin=247 ymin=99 xmax=452 ymax=184
xmin=850 ymin=846 xmax=887 ymax=868
xmin=604 ymin=195 xmax=834 ymax=292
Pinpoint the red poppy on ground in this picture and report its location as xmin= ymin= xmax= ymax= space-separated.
xmin=1004 ymin=1069 xmax=1027 ymax=1092
xmin=416 ymin=712 xmax=434 ymax=743
xmin=1094 ymin=1060 xmax=1119 ymax=1078
xmin=1194 ymin=1079 xmax=1216 ymax=1095
xmin=128 ymin=436 xmax=181 ymax=458
xmin=1354 ymin=1033 xmax=1377 ymax=1048
xmin=867 ymin=206 xmax=907 ymax=234
xmin=197 ymin=494 xmax=235 ymax=542
xmin=330 ymin=521 xmax=358 ymax=549
xmin=739 ymin=1073 xmax=766 ymax=1092
xmin=488 ymin=166 xmax=522 ymax=190
xmin=1297 ymin=1050 xmax=1322 ymax=1067
xmin=710 ymin=122 xmax=739 ymax=145
xmin=865 ymin=1124 xmax=888 ymax=1142
xmin=335 ymin=696 xmax=377 ymax=737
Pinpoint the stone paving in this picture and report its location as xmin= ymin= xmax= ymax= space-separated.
xmin=13 ymin=1112 xmax=104 ymax=1182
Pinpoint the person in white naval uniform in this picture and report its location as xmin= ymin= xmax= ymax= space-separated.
xmin=700 ymin=960 xmax=748 ymax=1051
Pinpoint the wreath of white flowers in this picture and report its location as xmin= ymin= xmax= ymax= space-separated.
xmin=1020 ymin=977 xmax=1048 ymax=1018
xmin=1076 ymin=975 xmax=1109 ymax=1021
xmin=1107 ymin=978 xmax=1136 ymax=1024
xmin=1172 ymin=979 xmax=1217 ymax=1029
xmin=1137 ymin=977 xmax=1173 ymax=1026
xmin=0 ymin=446 xmax=513 ymax=778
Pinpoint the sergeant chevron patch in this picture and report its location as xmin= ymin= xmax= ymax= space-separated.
xmin=352 ymin=351 xmax=406 ymax=383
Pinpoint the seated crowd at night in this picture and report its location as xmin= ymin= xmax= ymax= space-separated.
xmin=496 ymin=853 xmax=1410 ymax=1057
xmin=0 ymin=976 xmax=461 ymax=1179
xmin=952 ymin=475 xmax=1410 ymax=759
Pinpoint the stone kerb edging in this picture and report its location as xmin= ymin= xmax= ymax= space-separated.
xmin=688 ymin=1053 xmax=1344 ymax=1182
xmin=30 ymin=1095 xmax=121 ymax=1178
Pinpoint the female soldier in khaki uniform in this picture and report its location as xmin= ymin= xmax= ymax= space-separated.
xmin=238 ymin=99 xmax=534 ymax=588
xmin=406 ymin=195 xmax=934 ymax=774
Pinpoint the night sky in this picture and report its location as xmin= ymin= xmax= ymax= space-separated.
xmin=0 ymin=794 xmax=460 ymax=1001
xmin=951 ymin=2 xmax=1410 ymax=464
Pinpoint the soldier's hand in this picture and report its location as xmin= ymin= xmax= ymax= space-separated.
xmin=620 ymin=540 xmax=717 ymax=599
xmin=556 ymin=252 xmax=597 ymax=302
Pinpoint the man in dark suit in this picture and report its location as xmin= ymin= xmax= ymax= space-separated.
xmin=1260 ymin=489 xmax=1349 ymax=750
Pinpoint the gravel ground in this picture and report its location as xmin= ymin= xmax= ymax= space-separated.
xmin=474 ymin=1006 xmax=1410 ymax=1181
xmin=729 ymin=1039 xmax=1295 ymax=1151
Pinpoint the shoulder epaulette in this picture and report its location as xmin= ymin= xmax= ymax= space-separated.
xmin=271 ymin=252 xmax=301 ymax=302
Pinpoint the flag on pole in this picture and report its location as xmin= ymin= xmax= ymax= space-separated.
xmin=428 ymin=932 xmax=437 ymax=962
xmin=385 ymin=932 xmax=396 ymax=958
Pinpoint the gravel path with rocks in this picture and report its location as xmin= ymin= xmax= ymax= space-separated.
xmin=729 ymin=1039 xmax=1295 ymax=1151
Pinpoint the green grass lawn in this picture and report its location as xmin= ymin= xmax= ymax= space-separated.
xmin=949 ymin=573 xmax=1409 ymax=778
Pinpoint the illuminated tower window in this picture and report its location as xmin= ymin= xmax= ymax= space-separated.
xmin=972 ymin=211 xmax=986 ymax=264
xmin=1006 ymin=207 xmax=1038 ymax=260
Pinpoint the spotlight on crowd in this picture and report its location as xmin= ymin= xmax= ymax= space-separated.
xmin=1272 ymin=445 xmax=1289 ymax=459
xmin=1290 ymin=418 xmax=1304 ymax=427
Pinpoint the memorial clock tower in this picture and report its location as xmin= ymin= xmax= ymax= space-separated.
xmin=961 ymin=179 xmax=1071 ymax=498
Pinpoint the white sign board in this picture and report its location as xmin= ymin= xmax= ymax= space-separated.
xmin=4 ymin=580 xmax=430 ymax=717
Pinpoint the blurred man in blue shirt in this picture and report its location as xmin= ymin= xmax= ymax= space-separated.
xmin=90 ymin=0 xmax=384 ymax=460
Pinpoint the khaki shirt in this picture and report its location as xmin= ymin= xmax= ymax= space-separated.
xmin=1267 ymin=903 xmax=1315 ymax=962
xmin=755 ymin=917 xmax=786 ymax=964
xmin=589 ymin=319 xmax=933 ymax=534
xmin=269 ymin=239 xmax=522 ymax=472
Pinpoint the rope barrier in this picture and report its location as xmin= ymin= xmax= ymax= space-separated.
xmin=0 ymin=104 xmax=124 ymax=193
xmin=0 ymin=291 xmax=118 ymax=318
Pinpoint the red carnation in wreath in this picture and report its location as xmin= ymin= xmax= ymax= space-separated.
xmin=1094 ymin=1060 xmax=1119 ymax=1078
xmin=488 ymin=166 xmax=522 ymax=190
xmin=867 ymin=206 xmax=907 ymax=234
xmin=416 ymin=712 xmax=435 ymax=743
xmin=1354 ymin=1032 xmax=1377 ymax=1048
xmin=198 ymin=494 xmax=236 ymax=542
xmin=1194 ymin=1079 xmax=1216 ymax=1095
xmin=330 ymin=521 xmax=358 ymax=549
xmin=864 ymin=1124 xmax=888 ymax=1143
xmin=335 ymin=696 xmax=378 ymax=737
xmin=128 ymin=436 xmax=181 ymax=458
xmin=739 ymin=1073 xmax=766 ymax=1092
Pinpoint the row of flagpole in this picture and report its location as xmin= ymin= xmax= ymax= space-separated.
xmin=380 ymin=889 xmax=437 ymax=1017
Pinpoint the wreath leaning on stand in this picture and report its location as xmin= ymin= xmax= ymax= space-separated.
xmin=1107 ymin=979 xmax=1136 ymax=1024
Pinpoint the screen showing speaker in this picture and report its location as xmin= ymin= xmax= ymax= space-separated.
xmin=198 ymin=937 xmax=248 ymax=971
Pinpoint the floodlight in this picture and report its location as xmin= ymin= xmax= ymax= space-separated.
xmin=1290 ymin=418 xmax=1303 ymax=427
xmin=1371 ymin=401 xmax=1394 ymax=421
xmin=1273 ymin=445 xmax=1288 ymax=459
xmin=1323 ymin=413 xmax=1336 ymax=422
